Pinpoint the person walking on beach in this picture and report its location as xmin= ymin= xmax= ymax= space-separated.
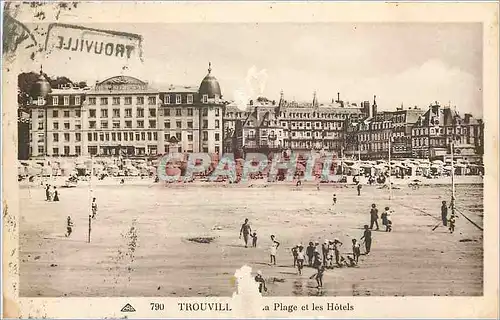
xmin=369 ymin=204 xmax=379 ymax=230
xmin=332 ymin=194 xmax=337 ymax=205
xmin=65 ymin=216 xmax=74 ymax=237
xmin=321 ymin=240 xmax=329 ymax=266
xmin=53 ymin=186 xmax=60 ymax=202
xmin=441 ymin=201 xmax=448 ymax=227
xmin=239 ymin=218 xmax=252 ymax=248
xmin=91 ymin=197 xmax=98 ymax=219
xmin=45 ymin=184 xmax=51 ymax=201
xmin=357 ymin=183 xmax=362 ymax=196
xmin=255 ymin=270 xmax=267 ymax=294
xmin=306 ymin=242 xmax=315 ymax=267
xmin=352 ymin=238 xmax=361 ymax=264
xmin=448 ymin=214 xmax=456 ymax=233
xmin=333 ymin=238 xmax=343 ymax=267
xmin=381 ymin=207 xmax=392 ymax=232
xmin=310 ymin=264 xmax=325 ymax=289
xmin=269 ymin=235 xmax=280 ymax=265
xmin=360 ymin=225 xmax=372 ymax=254
xmin=296 ymin=244 xmax=305 ymax=275
xmin=291 ymin=245 xmax=299 ymax=267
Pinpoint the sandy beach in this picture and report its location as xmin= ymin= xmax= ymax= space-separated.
xmin=19 ymin=181 xmax=483 ymax=297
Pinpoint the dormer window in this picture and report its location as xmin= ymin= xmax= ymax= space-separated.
xmin=75 ymin=96 xmax=81 ymax=105
xmin=176 ymin=94 xmax=182 ymax=104
xmin=165 ymin=95 xmax=171 ymax=104
xmin=38 ymin=97 xmax=44 ymax=105
xmin=202 ymin=94 xmax=208 ymax=103
xmin=64 ymin=96 xmax=70 ymax=106
xmin=214 ymin=94 xmax=220 ymax=102
xmin=52 ymin=96 xmax=59 ymax=105
xmin=187 ymin=94 xmax=193 ymax=104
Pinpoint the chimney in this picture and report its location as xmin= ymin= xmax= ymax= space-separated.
xmin=464 ymin=113 xmax=472 ymax=124
xmin=337 ymin=92 xmax=340 ymax=102
xmin=371 ymin=95 xmax=377 ymax=117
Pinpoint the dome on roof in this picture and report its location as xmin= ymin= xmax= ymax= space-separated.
xmin=199 ymin=62 xmax=221 ymax=98
xmin=33 ymin=66 xmax=52 ymax=98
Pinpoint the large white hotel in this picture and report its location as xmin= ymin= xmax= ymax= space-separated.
xmin=28 ymin=64 xmax=225 ymax=157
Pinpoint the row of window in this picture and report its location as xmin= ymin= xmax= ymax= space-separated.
xmin=88 ymin=108 xmax=156 ymax=119
xmin=89 ymin=120 xmax=157 ymax=129
xmin=83 ymin=131 xmax=221 ymax=143
xmin=88 ymin=96 xmax=157 ymax=106
xmin=52 ymin=132 xmax=81 ymax=142
xmin=39 ymin=109 xmax=81 ymax=118
xmin=165 ymin=119 xmax=220 ymax=129
xmin=51 ymin=96 xmax=81 ymax=106
xmin=413 ymin=127 xmax=466 ymax=136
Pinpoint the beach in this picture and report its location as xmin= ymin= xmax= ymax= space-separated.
xmin=19 ymin=181 xmax=483 ymax=297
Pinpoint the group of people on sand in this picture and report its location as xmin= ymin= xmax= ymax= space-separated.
xmin=45 ymin=184 xmax=60 ymax=202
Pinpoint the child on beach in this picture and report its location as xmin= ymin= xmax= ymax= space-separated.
xmin=250 ymin=232 xmax=258 ymax=247
xmin=65 ymin=216 xmax=74 ymax=237
xmin=332 ymin=194 xmax=337 ymax=205
xmin=448 ymin=215 xmax=456 ymax=233
xmin=306 ymin=242 xmax=315 ymax=267
xmin=381 ymin=207 xmax=392 ymax=232
xmin=255 ymin=270 xmax=267 ymax=293
xmin=269 ymin=235 xmax=280 ymax=265
xmin=352 ymin=239 xmax=361 ymax=263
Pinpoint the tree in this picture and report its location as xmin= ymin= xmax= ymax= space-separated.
xmin=49 ymin=76 xmax=74 ymax=89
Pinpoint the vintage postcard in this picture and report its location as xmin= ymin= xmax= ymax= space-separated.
xmin=2 ymin=1 xmax=499 ymax=319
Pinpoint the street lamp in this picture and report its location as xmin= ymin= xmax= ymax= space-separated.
xmin=32 ymin=65 xmax=52 ymax=157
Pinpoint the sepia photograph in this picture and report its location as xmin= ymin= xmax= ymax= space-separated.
xmin=2 ymin=2 xmax=498 ymax=318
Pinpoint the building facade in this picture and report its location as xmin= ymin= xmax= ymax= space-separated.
xmin=28 ymin=64 xmax=225 ymax=157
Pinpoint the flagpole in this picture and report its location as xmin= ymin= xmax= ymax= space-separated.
xmin=388 ymin=136 xmax=392 ymax=200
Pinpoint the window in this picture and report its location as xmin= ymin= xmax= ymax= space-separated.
xmin=164 ymin=109 xmax=170 ymax=116
xmin=187 ymin=108 xmax=193 ymax=116
xmin=89 ymin=109 xmax=96 ymax=118
xmin=100 ymin=97 xmax=108 ymax=105
xmin=89 ymin=97 xmax=96 ymax=105
xmin=137 ymin=108 xmax=144 ymax=118
xmin=75 ymin=96 xmax=81 ymax=105
xmin=215 ymin=133 xmax=220 ymax=141
xmin=203 ymin=131 xmax=208 ymax=141
xmin=203 ymin=120 xmax=208 ymax=129
xmin=148 ymin=96 xmax=156 ymax=105
xmin=75 ymin=121 xmax=81 ymax=130
xmin=215 ymin=94 xmax=220 ymax=102
xmin=64 ymin=96 xmax=69 ymax=105
xmin=53 ymin=147 xmax=59 ymax=155
xmin=164 ymin=121 xmax=170 ymax=129
xmin=149 ymin=120 xmax=156 ymax=128
xmin=125 ymin=120 xmax=132 ymax=128
xmin=117 ymin=132 xmax=122 ymax=141
xmin=149 ymin=108 xmax=156 ymax=117
xmin=202 ymin=108 xmax=208 ymax=116
xmin=215 ymin=119 xmax=220 ymax=129
xmin=64 ymin=122 xmax=70 ymax=130
xmin=176 ymin=132 xmax=181 ymax=141
xmin=112 ymin=97 xmax=120 ymax=105
xmin=187 ymin=94 xmax=193 ymax=104
xmin=101 ymin=121 xmax=108 ymax=129
xmin=188 ymin=134 xmax=193 ymax=141
xmin=141 ymin=132 xmax=146 ymax=140
xmin=38 ymin=145 xmax=44 ymax=154
xmin=165 ymin=95 xmax=171 ymax=104
xmin=105 ymin=133 xmax=110 ymax=141
xmin=113 ymin=109 xmax=120 ymax=118
xmin=187 ymin=121 xmax=193 ymax=129
xmin=153 ymin=132 xmax=158 ymax=140
xmin=89 ymin=121 xmax=96 ymax=129
xmin=215 ymin=108 xmax=220 ymax=116
xmin=75 ymin=110 xmax=81 ymax=117
xmin=173 ymin=120 xmax=181 ymax=129
xmin=53 ymin=96 xmax=59 ymax=105
xmin=52 ymin=110 xmax=59 ymax=117
xmin=124 ymin=133 xmax=128 ymax=141
xmin=165 ymin=133 xmax=170 ymax=140
xmin=202 ymin=94 xmax=208 ymax=103
xmin=53 ymin=122 xmax=59 ymax=130
xmin=147 ymin=132 xmax=152 ymax=141
xmin=64 ymin=110 xmax=70 ymax=118
xmin=124 ymin=97 xmax=132 ymax=105
xmin=53 ymin=133 xmax=59 ymax=142
xmin=113 ymin=121 xmax=120 ymax=129
xmin=176 ymin=108 xmax=182 ymax=116
xmin=112 ymin=133 xmax=116 ymax=141
xmin=136 ymin=133 xmax=140 ymax=141
xmin=74 ymin=146 xmax=81 ymax=155
xmin=129 ymin=132 xmax=133 ymax=141
xmin=75 ymin=133 xmax=81 ymax=142
xmin=125 ymin=108 xmax=132 ymax=118
xmin=137 ymin=120 xmax=144 ymax=128
xmin=64 ymin=146 xmax=70 ymax=155
xmin=64 ymin=133 xmax=70 ymax=142
xmin=174 ymin=94 xmax=181 ymax=104
xmin=137 ymin=97 xmax=144 ymax=105
xmin=100 ymin=109 xmax=108 ymax=118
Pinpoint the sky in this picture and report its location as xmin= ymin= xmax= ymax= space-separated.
xmin=25 ymin=22 xmax=483 ymax=117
